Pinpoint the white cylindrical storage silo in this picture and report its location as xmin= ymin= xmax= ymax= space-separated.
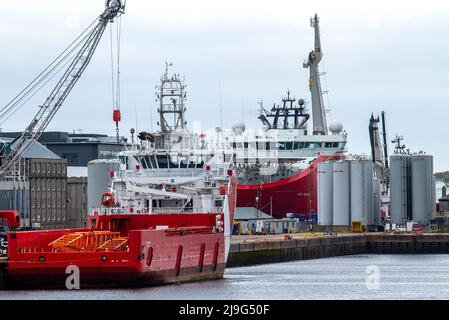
xmin=333 ymin=161 xmax=350 ymax=226
xmin=390 ymin=155 xmax=411 ymax=224
xmin=411 ymin=154 xmax=433 ymax=222
xmin=317 ymin=161 xmax=333 ymax=225
xmin=87 ymin=159 xmax=121 ymax=211
xmin=350 ymin=161 xmax=364 ymax=224
xmin=350 ymin=161 xmax=374 ymax=225
xmin=372 ymin=178 xmax=381 ymax=225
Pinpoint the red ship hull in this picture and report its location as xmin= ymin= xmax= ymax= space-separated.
xmin=236 ymin=156 xmax=341 ymax=219
xmin=5 ymin=178 xmax=236 ymax=289
xmin=6 ymin=214 xmax=227 ymax=289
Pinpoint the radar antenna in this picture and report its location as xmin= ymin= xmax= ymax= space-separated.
xmin=391 ymin=135 xmax=408 ymax=154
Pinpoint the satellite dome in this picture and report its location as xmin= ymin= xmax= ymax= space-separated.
xmin=232 ymin=122 xmax=246 ymax=135
xmin=329 ymin=121 xmax=343 ymax=134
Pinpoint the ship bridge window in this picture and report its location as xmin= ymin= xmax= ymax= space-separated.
xmin=188 ymin=155 xmax=197 ymax=168
xmin=244 ymin=142 xmax=249 ymax=149
xmin=265 ymin=142 xmax=270 ymax=150
xmin=325 ymin=142 xmax=339 ymax=148
xmin=156 ymin=155 xmax=169 ymax=169
xmin=149 ymin=155 xmax=157 ymax=168
xmin=147 ymin=156 xmax=154 ymax=169
xmin=285 ymin=142 xmax=293 ymax=150
xmin=179 ymin=156 xmax=188 ymax=168
xmin=170 ymin=155 xmax=180 ymax=168
xmin=232 ymin=142 xmax=237 ymax=149
xmin=308 ymin=142 xmax=322 ymax=148
xmin=277 ymin=142 xmax=286 ymax=150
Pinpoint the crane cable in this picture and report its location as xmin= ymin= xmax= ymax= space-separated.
xmin=109 ymin=23 xmax=116 ymax=110
xmin=110 ymin=15 xmax=122 ymax=144
xmin=116 ymin=15 xmax=122 ymax=110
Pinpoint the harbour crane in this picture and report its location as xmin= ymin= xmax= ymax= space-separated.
xmin=0 ymin=0 xmax=126 ymax=178
xmin=369 ymin=111 xmax=390 ymax=193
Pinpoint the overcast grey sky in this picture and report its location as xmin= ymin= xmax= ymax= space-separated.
xmin=1 ymin=0 xmax=449 ymax=171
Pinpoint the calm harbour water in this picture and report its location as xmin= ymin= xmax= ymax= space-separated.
xmin=2 ymin=254 xmax=449 ymax=300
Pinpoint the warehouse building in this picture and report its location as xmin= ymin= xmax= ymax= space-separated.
xmin=0 ymin=138 xmax=88 ymax=229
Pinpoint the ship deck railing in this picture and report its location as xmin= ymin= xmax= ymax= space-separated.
xmin=115 ymin=167 xmax=229 ymax=179
xmin=90 ymin=207 xmax=223 ymax=216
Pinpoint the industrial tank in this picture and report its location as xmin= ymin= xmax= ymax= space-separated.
xmin=372 ymin=178 xmax=381 ymax=225
xmin=333 ymin=161 xmax=350 ymax=225
xmin=317 ymin=161 xmax=333 ymax=225
xmin=350 ymin=161 xmax=374 ymax=225
xmin=87 ymin=159 xmax=120 ymax=211
xmin=411 ymin=154 xmax=434 ymax=222
xmin=432 ymin=176 xmax=436 ymax=212
xmin=389 ymin=155 xmax=411 ymax=224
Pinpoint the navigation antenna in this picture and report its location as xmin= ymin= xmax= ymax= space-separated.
xmin=391 ymin=135 xmax=407 ymax=154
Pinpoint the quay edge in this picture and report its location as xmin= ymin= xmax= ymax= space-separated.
xmin=226 ymin=234 xmax=449 ymax=268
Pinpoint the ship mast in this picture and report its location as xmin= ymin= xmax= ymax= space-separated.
xmin=156 ymin=62 xmax=187 ymax=144
xmin=303 ymin=13 xmax=328 ymax=135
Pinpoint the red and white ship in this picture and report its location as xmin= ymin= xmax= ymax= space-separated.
xmin=229 ymin=14 xmax=347 ymax=220
xmin=4 ymin=66 xmax=237 ymax=289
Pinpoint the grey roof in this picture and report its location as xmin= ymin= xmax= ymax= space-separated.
xmin=234 ymin=207 xmax=273 ymax=220
xmin=10 ymin=139 xmax=61 ymax=160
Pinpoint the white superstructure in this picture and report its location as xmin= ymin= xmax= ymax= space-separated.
xmin=90 ymin=65 xmax=235 ymax=219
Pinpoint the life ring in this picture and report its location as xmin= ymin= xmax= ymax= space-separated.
xmin=101 ymin=192 xmax=115 ymax=207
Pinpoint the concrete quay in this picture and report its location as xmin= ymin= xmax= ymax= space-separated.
xmin=227 ymin=233 xmax=449 ymax=268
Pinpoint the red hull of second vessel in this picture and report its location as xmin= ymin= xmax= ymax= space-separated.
xmin=236 ymin=156 xmax=341 ymax=219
